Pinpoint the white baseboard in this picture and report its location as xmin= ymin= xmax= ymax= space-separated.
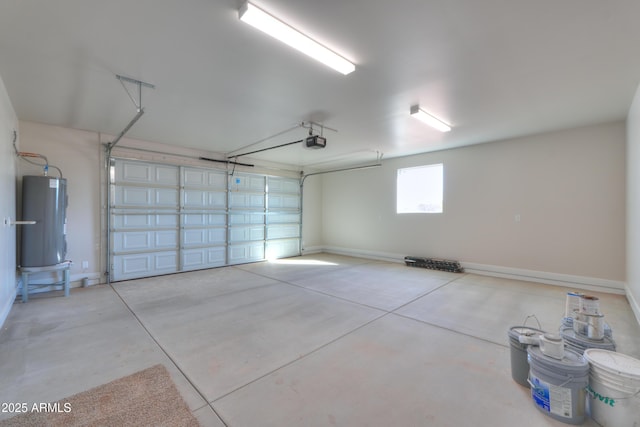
xmin=300 ymin=246 xmax=324 ymax=255
xmin=626 ymin=284 xmax=640 ymax=326
xmin=321 ymin=246 xmax=405 ymax=264
xmin=319 ymin=246 xmax=626 ymax=295
xmin=69 ymin=272 xmax=102 ymax=287
xmin=463 ymin=262 xmax=626 ymax=295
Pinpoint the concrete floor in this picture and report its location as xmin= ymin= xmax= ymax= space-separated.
xmin=1 ymin=253 xmax=639 ymax=426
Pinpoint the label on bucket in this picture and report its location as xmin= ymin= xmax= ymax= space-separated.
xmin=530 ymin=375 xmax=573 ymax=418
xmin=587 ymin=384 xmax=616 ymax=408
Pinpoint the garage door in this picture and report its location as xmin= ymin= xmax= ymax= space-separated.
xmin=109 ymin=159 xmax=300 ymax=281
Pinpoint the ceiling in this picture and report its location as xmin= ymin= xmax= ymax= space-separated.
xmin=1 ymin=0 xmax=640 ymax=169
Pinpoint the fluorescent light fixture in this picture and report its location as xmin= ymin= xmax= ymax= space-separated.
xmin=410 ymin=105 xmax=451 ymax=132
xmin=239 ymin=1 xmax=355 ymax=75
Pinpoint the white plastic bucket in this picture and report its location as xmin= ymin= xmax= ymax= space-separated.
xmin=527 ymin=346 xmax=589 ymax=424
xmin=584 ymin=349 xmax=640 ymax=426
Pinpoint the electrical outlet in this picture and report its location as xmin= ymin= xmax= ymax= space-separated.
xmin=82 ymin=261 xmax=89 ymax=269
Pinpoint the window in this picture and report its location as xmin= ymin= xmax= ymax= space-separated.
xmin=396 ymin=163 xmax=443 ymax=213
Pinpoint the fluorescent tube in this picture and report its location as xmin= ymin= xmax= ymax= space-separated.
xmin=239 ymin=2 xmax=355 ymax=75
xmin=410 ymin=105 xmax=451 ymax=132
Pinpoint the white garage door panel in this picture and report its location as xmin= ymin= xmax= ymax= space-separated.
xmin=267 ymin=213 xmax=300 ymax=224
xmin=268 ymin=193 xmax=300 ymax=209
xmin=182 ymin=228 xmax=226 ymax=246
xmin=231 ymin=174 xmax=265 ymax=191
xmin=114 ymin=186 xmax=179 ymax=208
xmin=183 ymin=189 xmax=227 ymax=209
xmin=156 ymin=189 xmax=180 ymax=206
xmin=207 ymin=228 xmax=227 ymax=244
xmin=155 ymin=230 xmax=179 ymax=248
xmin=229 ymin=213 xmax=264 ymax=225
xmin=183 ymin=213 xmax=226 ymax=227
xmin=112 ymin=213 xmax=179 ymax=229
xmin=268 ymin=177 xmax=300 ymax=194
xmin=266 ymin=239 xmax=300 ymax=259
xmin=116 ymin=161 xmax=179 ymax=186
xmin=118 ymin=187 xmax=151 ymax=206
xmin=183 ymin=229 xmax=206 ymax=246
xmin=182 ymin=247 xmax=226 ymax=270
xmin=112 ymin=251 xmax=178 ymax=281
xmin=228 ymin=243 xmax=265 ymax=264
xmin=229 ymin=226 xmax=264 ymax=242
xmin=229 ymin=193 xmax=265 ymax=209
xmin=183 ymin=168 xmax=226 ymax=189
xmin=112 ymin=230 xmax=178 ymax=253
xmin=120 ymin=162 xmax=152 ymax=183
xmin=155 ymin=166 xmax=180 ymax=185
xmin=267 ymin=224 xmax=300 ymax=239
xmin=112 ymin=231 xmax=150 ymax=252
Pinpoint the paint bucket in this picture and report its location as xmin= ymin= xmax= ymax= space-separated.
xmin=573 ymin=311 xmax=588 ymax=336
xmin=561 ymin=318 xmax=612 ymax=339
xmin=573 ymin=313 xmax=606 ymax=340
xmin=565 ymin=292 xmax=583 ymax=319
xmin=527 ymin=346 xmax=589 ymax=424
xmin=579 ymin=295 xmax=600 ymax=315
xmin=559 ymin=326 xmax=616 ymax=355
xmin=508 ymin=326 xmax=544 ymax=387
xmin=584 ymin=349 xmax=640 ymax=426
xmin=586 ymin=314 xmax=605 ymax=340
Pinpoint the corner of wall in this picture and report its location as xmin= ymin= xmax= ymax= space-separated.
xmin=0 ymin=72 xmax=18 ymax=328
xmin=626 ymin=80 xmax=640 ymax=328
xmin=626 ymin=283 xmax=640 ymax=327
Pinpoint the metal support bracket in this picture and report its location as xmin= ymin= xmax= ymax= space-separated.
xmin=116 ymin=74 xmax=155 ymax=111
xmin=106 ymin=75 xmax=155 ymax=152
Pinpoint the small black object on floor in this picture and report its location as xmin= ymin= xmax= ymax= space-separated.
xmin=404 ymin=256 xmax=464 ymax=273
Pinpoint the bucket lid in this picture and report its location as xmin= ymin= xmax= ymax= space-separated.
xmin=528 ymin=346 xmax=588 ymax=372
xmin=584 ymin=349 xmax=640 ymax=378
xmin=508 ymin=326 xmax=544 ymax=340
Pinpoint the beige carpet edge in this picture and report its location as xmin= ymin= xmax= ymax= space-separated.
xmin=0 ymin=364 xmax=201 ymax=427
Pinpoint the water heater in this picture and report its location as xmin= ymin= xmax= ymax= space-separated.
xmin=21 ymin=175 xmax=68 ymax=267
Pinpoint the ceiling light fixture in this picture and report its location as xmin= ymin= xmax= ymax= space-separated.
xmin=410 ymin=105 xmax=451 ymax=132
xmin=239 ymin=1 xmax=355 ymax=75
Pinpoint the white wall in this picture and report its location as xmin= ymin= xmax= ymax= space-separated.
xmin=322 ymin=122 xmax=626 ymax=291
xmin=626 ymin=84 xmax=640 ymax=323
xmin=301 ymin=174 xmax=323 ymax=252
xmin=0 ymin=76 xmax=18 ymax=326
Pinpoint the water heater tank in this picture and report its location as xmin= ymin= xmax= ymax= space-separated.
xmin=20 ymin=175 xmax=68 ymax=267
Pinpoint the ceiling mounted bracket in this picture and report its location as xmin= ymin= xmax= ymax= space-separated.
xmin=106 ymin=75 xmax=155 ymax=152
xmin=116 ymin=74 xmax=155 ymax=111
